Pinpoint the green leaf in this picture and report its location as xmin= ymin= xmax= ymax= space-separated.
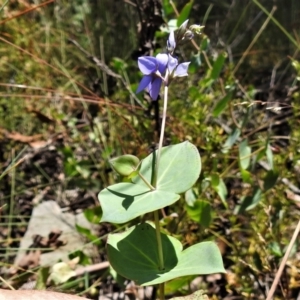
xmin=107 ymin=223 xmax=225 ymax=286
xmin=171 ymin=290 xmax=209 ymax=300
xmin=100 ymin=183 xmax=179 ymax=223
xmin=35 ymin=267 xmax=50 ymax=290
xmin=185 ymin=200 xmax=212 ymax=228
xmin=210 ymin=52 xmax=227 ymax=81
xmin=185 ymin=188 xmax=197 ymax=206
xmin=263 ymin=170 xmax=278 ymax=191
xmin=133 ymin=141 xmax=201 ymax=194
xmin=235 ymin=187 xmax=262 ymax=214
xmin=211 ymin=174 xmax=228 ymax=208
xmin=268 ymin=241 xmax=283 ymax=257
xmin=167 ymin=19 xmax=178 ymax=31
xmin=165 ymin=276 xmax=195 ymax=295
xmin=99 ymin=142 xmax=201 ymax=224
xmin=222 ymin=127 xmax=241 ymax=153
xmin=111 ymin=57 xmax=127 ymax=71
xmin=110 ymin=154 xmax=140 ymax=176
xmin=240 ymin=168 xmax=252 ymax=184
xmin=200 ymin=36 xmax=210 ymax=51
xmin=254 ymin=148 xmax=265 ymax=164
xmin=177 ymin=1 xmax=193 ymax=27
xmin=189 ymin=52 xmax=202 ymax=74
xmin=75 ymin=224 xmax=101 ymax=245
xmin=69 ymin=250 xmax=91 ymax=266
xmin=212 ymin=91 xmax=233 ymax=117
xmin=162 ymin=0 xmax=173 ymax=17
xmin=84 ymin=206 xmax=102 ymax=224
xmin=239 ymin=139 xmax=251 ymax=170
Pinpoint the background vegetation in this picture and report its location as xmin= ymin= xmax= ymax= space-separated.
xmin=0 ymin=0 xmax=300 ymax=299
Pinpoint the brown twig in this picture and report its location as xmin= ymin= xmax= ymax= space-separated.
xmin=75 ymin=261 xmax=109 ymax=276
xmin=0 ymin=0 xmax=54 ymax=25
xmin=266 ymin=219 xmax=300 ymax=300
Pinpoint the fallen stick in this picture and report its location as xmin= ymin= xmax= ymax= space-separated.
xmin=0 ymin=289 xmax=90 ymax=300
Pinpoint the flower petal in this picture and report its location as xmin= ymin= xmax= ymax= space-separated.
xmin=156 ymin=53 xmax=168 ymax=74
xmin=136 ymin=75 xmax=152 ymax=94
xmin=138 ymin=56 xmax=157 ymax=74
xmin=148 ymin=77 xmax=162 ymax=100
xmin=174 ymin=62 xmax=190 ymax=77
xmin=168 ymin=55 xmax=178 ymax=73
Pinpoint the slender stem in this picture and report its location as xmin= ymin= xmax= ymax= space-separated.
xmin=154 ymin=210 xmax=164 ymax=270
xmin=138 ymin=172 xmax=155 ymax=190
xmin=152 ymin=84 xmax=169 ymax=300
xmin=154 ymin=85 xmax=169 ymax=187
xmin=152 ymin=86 xmax=169 ymax=272
xmin=159 ymin=281 xmax=165 ymax=299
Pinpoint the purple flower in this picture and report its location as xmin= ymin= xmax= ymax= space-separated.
xmin=136 ymin=53 xmax=168 ymax=100
xmin=168 ymin=55 xmax=190 ymax=78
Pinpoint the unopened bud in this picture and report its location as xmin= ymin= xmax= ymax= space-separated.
xmin=177 ymin=19 xmax=189 ymax=38
xmin=189 ymin=24 xmax=205 ymax=35
xmin=167 ymin=30 xmax=176 ymax=53
xmin=183 ymin=30 xmax=194 ymax=41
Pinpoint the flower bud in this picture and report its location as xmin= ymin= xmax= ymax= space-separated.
xmin=177 ymin=19 xmax=189 ymax=39
xmin=183 ymin=30 xmax=194 ymax=41
xmin=189 ymin=24 xmax=205 ymax=35
xmin=167 ymin=30 xmax=176 ymax=53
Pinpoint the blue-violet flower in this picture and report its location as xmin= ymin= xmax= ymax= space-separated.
xmin=168 ymin=55 xmax=190 ymax=79
xmin=136 ymin=53 xmax=168 ymax=100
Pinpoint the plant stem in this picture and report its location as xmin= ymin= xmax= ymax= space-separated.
xmin=154 ymin=85 xmax=169 ymax=187
xmin=159 ymin=281 xmax=165 ymax=300
xmin=152 ymin=84 xmax=169 ymax=300
xmin=138 ymin=172 xmax=155 ymax=190
xmin=154 ymin=210 xmax=164 ymax=271
xmin=154 ymin=210 xmax=165 ymax=300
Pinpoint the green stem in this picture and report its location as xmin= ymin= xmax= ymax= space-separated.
xmin=138 ymin=172 xmax=155 ymax=190
xmin=154 ymin=210 xmax=164 ymax=270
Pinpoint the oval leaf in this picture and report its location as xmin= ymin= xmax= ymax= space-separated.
xmin=263 ymin=170 xmax=278 ymax=191
xmin=99 ymin=183 xmax=179 ymax=223
xmin=235 ymin=187 xmax=262 ymax=214
xmin=107 ymin=223 xmax=225 ymax=286
xmin=211 ymin=174 xmax=228 ymax=208
xmin=133 ymin=141 xmax=201 ymax=194
xmin=110 ymin=154 xmax=140 ymax=176
xmin=239 ymin=139 xmax=251 ymax=170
